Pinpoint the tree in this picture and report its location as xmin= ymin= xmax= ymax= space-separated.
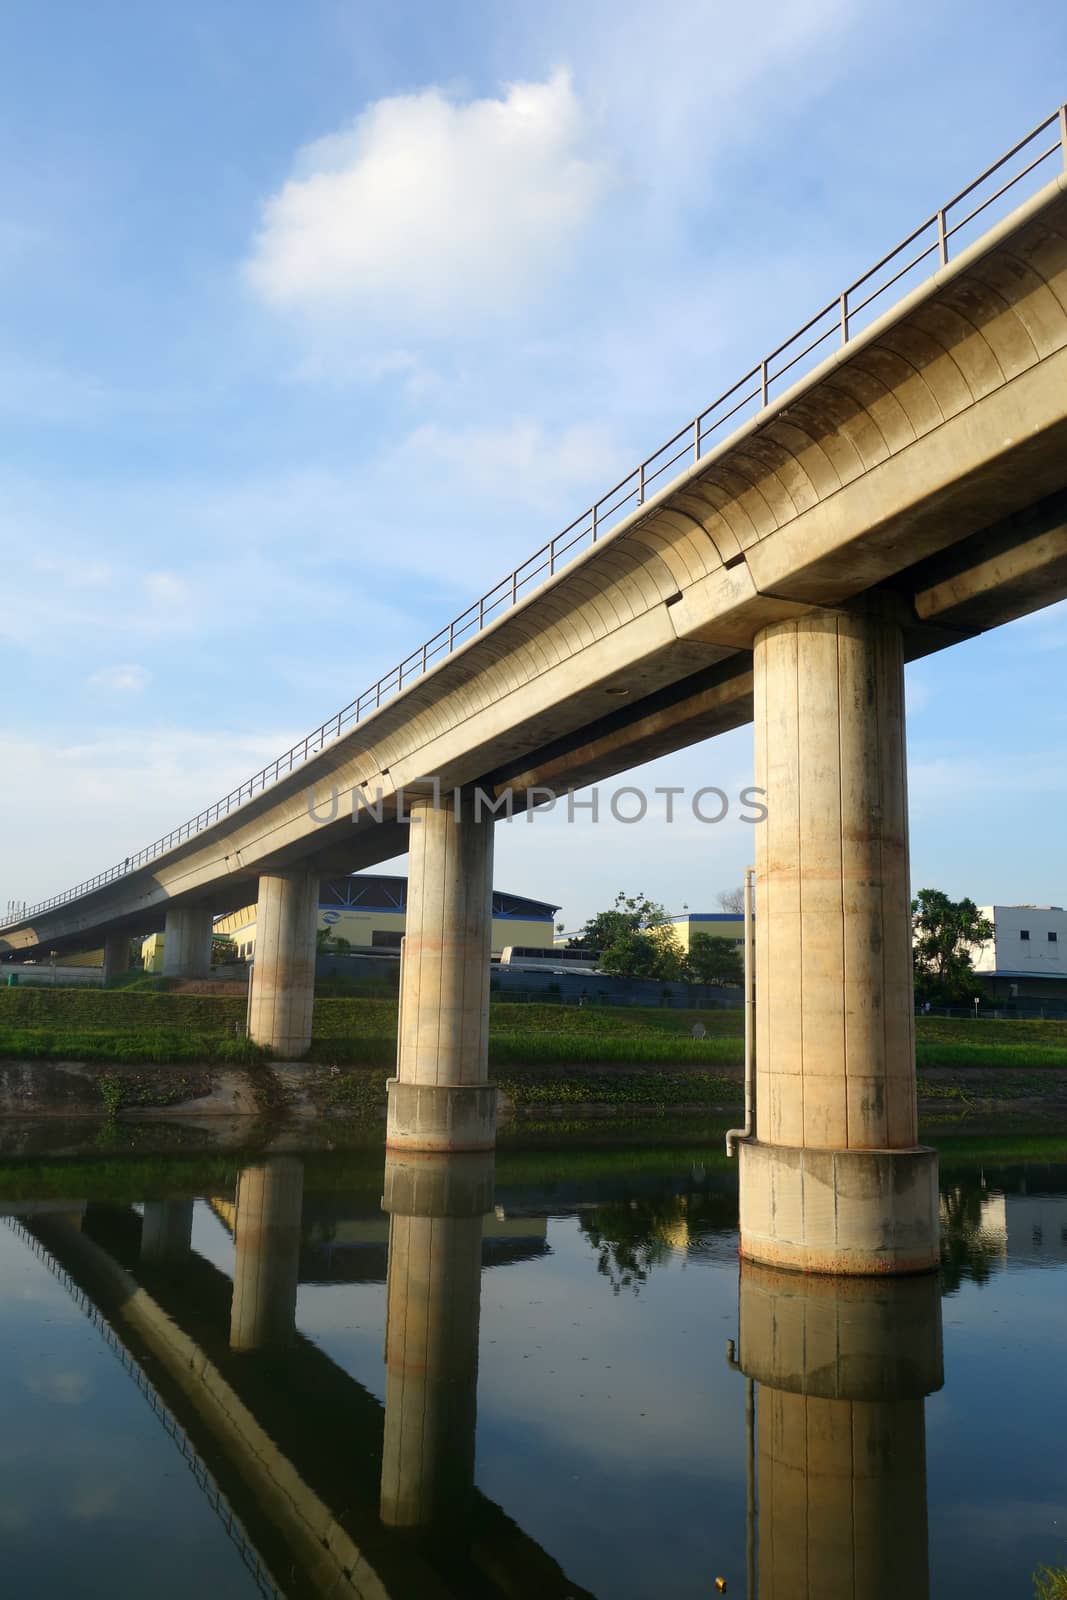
xmin=912 ymin=889 xmax=992 ymax=1005
xmin=599 ymin=923 xmax=686 ymax=981
xmin=570 ymin=891 xmax=671 ymax=955
xmin=687 ymin=932 xmax=744 ymax=987
xmin=717 ymin=887 xmax=745 ymax=914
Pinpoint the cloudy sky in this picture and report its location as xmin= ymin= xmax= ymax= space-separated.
xmin=1 ymin=0 xmax=1065 ymax=927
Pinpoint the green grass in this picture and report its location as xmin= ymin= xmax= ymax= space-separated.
xmin=0 ymin=1027 xmax=267 ymax=1065
xmin=1 ymin=988 xmax=1065 ymax=1069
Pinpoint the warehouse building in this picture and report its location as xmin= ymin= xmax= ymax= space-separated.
xmin=141 ymin=873 xmax=559 ymax=972
xmin=970 ymin=903 xmax=1067 ymax=1007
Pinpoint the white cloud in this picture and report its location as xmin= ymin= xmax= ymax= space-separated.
xmin=87 ymin=663 xmax=149 ymax=693
xmin=25 ymin=1368 xmax=93 ymax=1405
xmin=408 ymin=417 xmax=624 ymax=508
xmin=0 ymin=727 xmax=297 ymax=903
xmin=144 ymin=570 xmax=189 ymax=606
xmin=244 ymin=70 xmax=611 ymax=328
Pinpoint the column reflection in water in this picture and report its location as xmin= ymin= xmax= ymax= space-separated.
xmin=140 ymin=1200 xmax=194 ymax=1265
xmin=379 ymin=1149 xmax=493 ymax=1542
xmin=737 ymin=1263 xmax=943 ymax=1600
xmin=229 ymin=1157 xmax=304 ymax=1352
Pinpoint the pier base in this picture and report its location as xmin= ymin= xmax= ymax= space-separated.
xmin=738 ymin=1141 xmax=940 ymax=1275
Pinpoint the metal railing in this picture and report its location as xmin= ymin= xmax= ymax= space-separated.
xmin=5 ymin=103 xmax=1067 ymax=929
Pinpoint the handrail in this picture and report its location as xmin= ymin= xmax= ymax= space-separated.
xmin=5 ymin=103 xmax=1066 ymax=929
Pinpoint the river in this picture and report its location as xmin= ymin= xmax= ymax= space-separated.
xmin=0 ymin=1129 xmax=1063 ymax=1597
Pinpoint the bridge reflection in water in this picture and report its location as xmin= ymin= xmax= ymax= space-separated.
xmin=9 ymin=1154 xmax=591 ymax=1600
xmin=8 ymin=1151 xmax=954 ymax=1598
xmin=734 ymin=1264 xmax=943 ymax=1600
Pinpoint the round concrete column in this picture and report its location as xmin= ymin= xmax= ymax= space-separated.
xmin=247 ymin=871 xmax=319 ymax=1057
xmin=161 ymin=905 xmax=214 ymax=980
xmin=740 ymin=602 xmax=938 ymax=1272
xmin=738 ymin=1264 xmax=942 ymax=1599
xmin=229 ymin=1158 xmax=304 ymax=1352
xmin=102 ymin=933 xmax=129 ymax=984
xmin=387 ymin=789 xmax=496 ymax=1152
xmin=379 ymin=1151 xmax=492 ymax=1539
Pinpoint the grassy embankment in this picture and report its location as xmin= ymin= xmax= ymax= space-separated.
xmin=1 ymin=989 xmax=1066 ymax=1113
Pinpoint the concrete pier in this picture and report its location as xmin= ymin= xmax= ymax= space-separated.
xmin=161 ymin=905 xmax=214 ymax=980
xmin=229 ymin=1158 xmax=304 ymax=1352
xmin=102 ymin=932 xmax=129 ymax=983
xmin=737 ymin=1263 xmax=942 ymax=1598
xmin=140 ymin=1200 xmax=194 ymax=1265
xmin=379 ymin=1150 xmax=492 ymax=1539
xmin=387 ymin=789 xmax=496 ymax=1152
xmin=247 ymin=871 xmax=319 ymax=1057
xmin=739 ymin=602 xmax=939 ymax=1273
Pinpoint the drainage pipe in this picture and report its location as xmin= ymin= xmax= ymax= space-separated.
xmin=726 ymin=865 xmax=755 ymax=1157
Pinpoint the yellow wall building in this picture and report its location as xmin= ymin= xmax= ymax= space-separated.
xmin=661 ymin=912 xmax=746 ymax=952
xmin=145 ymin=873 xmax=559 ymax=970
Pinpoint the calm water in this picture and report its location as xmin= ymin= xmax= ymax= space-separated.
xmin=0 ymin=1137 xmax=1065 ymax=1598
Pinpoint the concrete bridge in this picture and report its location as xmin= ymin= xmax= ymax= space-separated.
xmin=5 ymin=112 xmax=1067 ymax=1272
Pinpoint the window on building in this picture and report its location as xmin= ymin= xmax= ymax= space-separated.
xmin=371 ymin=929 xmax=404 ymax=950
xmin=1049 ymin=931 xmax=1059 ymax=943
xmin=1020 ymin=929 xmax=1030 ymax=941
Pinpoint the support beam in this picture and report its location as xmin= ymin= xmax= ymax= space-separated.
xmin=161 ymin=905 xmax=214 ymax=980
xmin=102 ymin=932 xmax=129 ymax=983
xmin=387 ymin=789 xmax=496 ymax=1152
xmin=380 ymin=1151 xmax=492 ymax=1541
xmin=738 ymin=1264 xmax=942 ymax=1599
xmin=229 ymin=1159 xmax=304 ymax=1352
xmin=739 ymin=601 xmax=939 ymax=1273
xmin=247 ymin=871 xmax=318 ymax=1057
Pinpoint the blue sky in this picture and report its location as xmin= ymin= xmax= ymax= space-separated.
xmin=1 ymin=0 xmax=1065 ymax=925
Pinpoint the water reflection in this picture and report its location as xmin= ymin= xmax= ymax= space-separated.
xmin=139 ymin=1200 xmax=193 ymax=1266
xmin=2 ymin=1146 xmax=1066 ymax=1597
xmin=737 ymin=1265 xmax=943 ymax=1600
xmin=379 ymin=1151 xmax=491 ymax=1544
xmin=230 ymin=1157 xmax=303 ymax=1350
xmin=939 ymin=1160 xmax=1067 ymax=1289
xmin=10 ymin=1158 xmax=591 ymax=1600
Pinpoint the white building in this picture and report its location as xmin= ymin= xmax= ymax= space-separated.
xmin=970 ymin=904 xmax=1067 ymax=1007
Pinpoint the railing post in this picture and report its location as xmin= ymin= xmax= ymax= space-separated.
xmin=1060 ymin=104 xmax=1067 ymax=165
xmin=693 ymin=418 xmax=701 ymax=461
xmin=760 ymin=359 xmax=769 ymax=408
xmin=638 ymin=462 xmax=645 ymax=506
xmin=937 ymin=207 xmax=948 ymax=266
xmin=839 ymin=290 xmax=849 ymax=344
xmin=511 ymin=571 xmax=518 ymax=606
xmin=549 ymin=538 xmax=556 ymax=576
xmin=478 ymin=597 xmax=485 ymax=629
